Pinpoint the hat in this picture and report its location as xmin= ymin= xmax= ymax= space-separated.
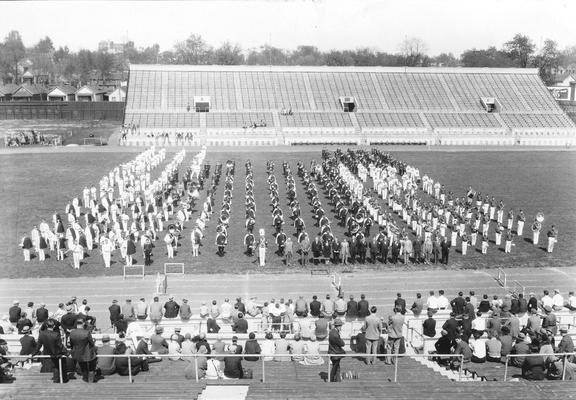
xmin=333 ymin=318 xmax=343 ymax=327
xmin=102 ymin=335 xmax=111 ymax=342
xmin=169 ymin=295 xmax=174 ymax=300
xmin=21 ymin=326 xmax=31 ymax=333
xmin=560 ymin=327 xmax=568 ymax=333
xmin=232 ymin=336 xmax=238 ymax=342
xmin=554 ymin=289 xmax=560 ymax=293
xmin=544 ymin=305 xmax=552 ymax=312
xmin=517 ymin=332 xmax=526 ymax=340
xmin=175 ymin=327 xmax=181 ymax=332
xmin=13 ymin=300 xmax=19 ymax=305
xmin=112 ymin=299 xmax=118 ymax=303
xmin=155 ymin=326 xmax=163 ymax=333
xmin=40 ymin=303 xmax=46 ymax=307
xmin=66 ymin=305 xmax=73 ymax=312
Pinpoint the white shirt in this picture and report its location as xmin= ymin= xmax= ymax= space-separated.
xmin=471 ymin=317 xmax=486 ymax=332
xmin=569 ymin=295 xmax=576 ymax=308
xmin=541 ymin=295 xmax=554 ymax=309
xmin=469 ymin=337 xmax=487 ymax=359
xmin=552 ymin=294 xmax=564 ymax=308
xmin=437 ymin=295 xmax=450 ymax=310
xmin=220 ymin=301 xmax=232 ymax=318
xmin=426 ymin=296 xmax=439 ymax=309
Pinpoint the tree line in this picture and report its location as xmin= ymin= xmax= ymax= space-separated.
xmin=1 ymin=31 xmax=575 ymax=87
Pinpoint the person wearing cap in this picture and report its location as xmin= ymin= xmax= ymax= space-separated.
xmin=179 ymin=299 xmax=192 ymax=321
xmin=410 ymin=293 xmax=424 ymax=318
xmin=97 ymin=335 xmax=116 ymax=376
xmin=69 ymin=319 xmax=97 ymax=383
xmin=51 ymin=303 xmax=66 ymax=322
xmin=150 ymin=326 xmax=169 ymax=354
xmin=235 ymin=298 xmax=246 ymax=315
xmin=109 ymin=299 xmax=121 ymax=327
xmin=541 ymin=306 xmax=557 ymax=336
xmin=433 ymin=330 xmax=453 ymax=366
xmin=33 ymin=319 xmax=69 ymax=383
xmin=19 ymin=325 xmax=37 ymax=358
xmin=510 ymin=333 xmax=530 ymax=367
xmin=164 ymin=296 xmax=180 ymax=319
xmin=121 ymin=299 xmax=135 ymax=322
xmin=9 ymin=301 xmax=21 ymax=324
xmin=328 ymin=318 xmax=345 ymax=382
xmin=60 ymin=306 xmax=78 ymax=338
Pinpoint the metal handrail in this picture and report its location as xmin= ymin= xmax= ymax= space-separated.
xmin=5 ymin=352 xmax=463 ymax=384
xmin=503 ymin=352 xmax=576 ymax=381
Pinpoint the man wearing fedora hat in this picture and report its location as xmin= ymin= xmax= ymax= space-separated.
xmin=328 ymin=318 xmax=345 ymax=382
xmin=96 ymin=335 xmax=116 ymax=376
xmin=19 ymin=325 xmax=36 ymax=358
xmin=34 ymin=319 xmax=68 ymax=383
xmin=69 ymin=319 xmax=97 ymax=383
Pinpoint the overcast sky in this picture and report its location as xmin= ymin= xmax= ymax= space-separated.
xmin=0 ymin=0 xmax=574 ymax=56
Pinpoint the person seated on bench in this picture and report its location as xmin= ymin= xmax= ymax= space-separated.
xmin=114 ymin=341 xmax=144 ymax=376
xmin=300 ymin=334 xmax=324 ymax=366
xmin=224 ymin=346 xmax=244 ymax=379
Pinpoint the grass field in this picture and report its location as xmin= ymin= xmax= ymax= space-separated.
xmin=0 ymin=147 xmax=574 ymax=280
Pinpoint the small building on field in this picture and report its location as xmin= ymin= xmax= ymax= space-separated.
xmin=47 ymin=85 xmax=77 ymax=101
xmin=11 ymin=84 xmax=48 ymax=101
xmin=75 ymin=85 xmax=107 ymax=102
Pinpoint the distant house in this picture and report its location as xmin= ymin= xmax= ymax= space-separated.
xmin=47 ymin=85 xmax=77 ymax=101
xmin=76 ymin=85 xmax=107 ymax=102
xmin=22 ymin=70 xmax=35 ymax=85
xmin=108 ymin=86 xmax=126 ymax=102
xmin=0 ymin=84 xmax=20 ymax=101
xmin=11 ymin=84 xmax=48 ymax=101
xmin=548 ymin=74 xmax=576 ymax=102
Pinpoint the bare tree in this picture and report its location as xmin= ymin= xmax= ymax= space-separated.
xmin=399 ymin=37 xmax=428 ymax=67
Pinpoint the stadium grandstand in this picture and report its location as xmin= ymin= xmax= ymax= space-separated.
xmin=123 ymin=65 xmax=576 ymax=147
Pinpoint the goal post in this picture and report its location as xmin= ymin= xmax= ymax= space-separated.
xmin=164 ymin=262 xmax=185 ymax=275
xmin=83 ymin=137 xmax=104 ymax=146
xmin=496 ymin=267 xmax=507 ymax=289
xmin=510 ymin=280 xmax=525 ymax=297
xmin=123 ymin=264 xmax=145 ymax=279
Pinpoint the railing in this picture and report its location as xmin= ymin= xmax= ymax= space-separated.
xmin=6 ymin=352 xmax=463 ymax=385
xmin=503 ymin=352 xmax=576 ymax=381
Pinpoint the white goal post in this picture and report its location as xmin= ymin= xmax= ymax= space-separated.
xmin=123 ymin=264 xmax=145 ymax=279
xmin=495 ymin=267 xmax=507 ymax=289
xmin=83 ymin=137 xmax=104 ymax=146
xmin=164 ymin=262 xmax=185 ymax=275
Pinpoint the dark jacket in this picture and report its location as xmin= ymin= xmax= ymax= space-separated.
xmin=346 ymin=300 xmax=359 ymax=318
xmin=20 ymin=335 xmax=37 ymax=355
xmin=35 ymin=329 xmax=66 ymax=358
xmin=328 ymin=328 xmax=345 ymax=360
xmin=357 ymin=299 xmax=370 ymax=318
xmin=9 ymin=306 xmax=22 ymax=323
xmin=164 ymin=300 xmax=180 ymax=318
xmin=442 ymin=318 xmax=460 ymax=340
xmin=244 ymin=339 xmax=261 ymax=361
xmin=69 ymin=327 xmax=97 ymax=362
xmin=309 ymin=300 xmax=322 ymax=317
xmin=232 ymin=318 xmax=248 ymax=334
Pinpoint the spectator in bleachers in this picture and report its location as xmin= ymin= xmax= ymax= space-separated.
xmin=108 ymin=299 xmax=121 ymax=328
xmin=16 ymin=312 xmax=33 ymax=334
xmin=179 ymin=299 xmax=192 ymax=321
xmin=207 ymin=318 xmax=220 ymax=334
xmin=289 ymin=333 xmax=305 ymax=362
xmin=315 ymin=313 xmax=329 ymax=341
xmin=19 ymin=326 xmax=36 ymax=359
xmin=442 ymin=313 xmax=459 ymax=340
xmin=329 ymin=318 xmax=345 ymax=382
xmin=386 ymin=307 xmax=404 ymax=365
xmin=299 ymin=334 xmax=323 ymax=366
xmin=471 ymin=311 xmax=485 ymax=333
xmin=486 ymin=332 xmax=502 ymax=363
xmin=410 ymin=293 xmax=424 ymax=318
xmin=556 ymin=327 xmax=574 ymax=358
xmin=309 ymin=296 xmax=321 ymax=318
xmin=357 ymin=294 xmax=370 ymax=319
xmin=437 ymin=290 xmax=450 ymax=310
xmin=168 ymin=335 xmax=182 ymax=361
xmin=97 ymin=335 xmax=116 ymax=376
xmin=150 ymin=326 xmax=168 ymax=354
xmin=422 ymin=311 xmax=437 ymax=338
xmin=499 ymin=326 xmax=514 ymax=357
xmin=460 ymin=313 xmax=472 ymax=338
xmin=244 ymin=332 xmax=261 ymax=361
xmin=181 ymin=333 xmax=195 ymax=355
xmin=184 ymin=345 xmax=208 ymax=380
xmin=113 ymin=314 xmax=128 ymax=337
xmin=261 ymin=332 xmax=275 ymax=361
xmin=364 ymin=306 xmax=382 ymax=365
xmin=9 ymin=300 xmax=21 ymax=324
xmin=164 ymin=296 xmax=180 ymax=319
xmin=210 ymin=300 xmax=220 ymax=319
xmin=115 ymin=342 xmax=144 ymax=377
xmin=122 ymin=299 xmax=135 ymax=322
xmin=34 ymin=319 xmax=68 ymax=383
xmin=526 ymin=308 xmax=542 ymax=334
xmin=510 ymin=333 xmax=530 ymax=367
xmin=542 ymin=307 xmax=558 ymax=336
xmin=70 ymin=319 xmax=97 ymax=383
xmin=566 ymin=291 xmax=576 ymax=311
xmin=136 ymin=298 xmax=148 ymax=320
xmin=449 ymin=335 xmax=471 ymax=369
xmin=346 ymin=295 xmax=358 ymax=321
xmin=150 ymin=297 xmax=163 ymax=325
xmin=522 ymin=345 xmax=545 ymax=380
xmin=212 ymin=334 xmax=226 ymax=369
xmin=224 ymin=345 xmax=244 ymax=379
xmin=274 ymin=331 xmax=290 ymax=362
xmin=469 ymin=331 xmax=487 ymax=363
xmin=394 ymin=293 xmax=406 ymax=315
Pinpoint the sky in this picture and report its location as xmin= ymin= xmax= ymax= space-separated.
xmin=0 ymin=0 xmax=574 ymax=56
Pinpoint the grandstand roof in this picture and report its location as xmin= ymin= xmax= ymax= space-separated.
xmin=130 ymin=64 xmax=538 ymax=75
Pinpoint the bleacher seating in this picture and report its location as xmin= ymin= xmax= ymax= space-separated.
xmin=123 ymin=65 xmax=576 ymax=145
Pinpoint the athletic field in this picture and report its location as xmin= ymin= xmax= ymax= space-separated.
xmin=0 ymin=146 xmax=574 ymax=281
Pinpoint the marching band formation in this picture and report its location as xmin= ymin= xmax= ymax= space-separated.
xmin=18 ymin=147 xmax=559 ymax=269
